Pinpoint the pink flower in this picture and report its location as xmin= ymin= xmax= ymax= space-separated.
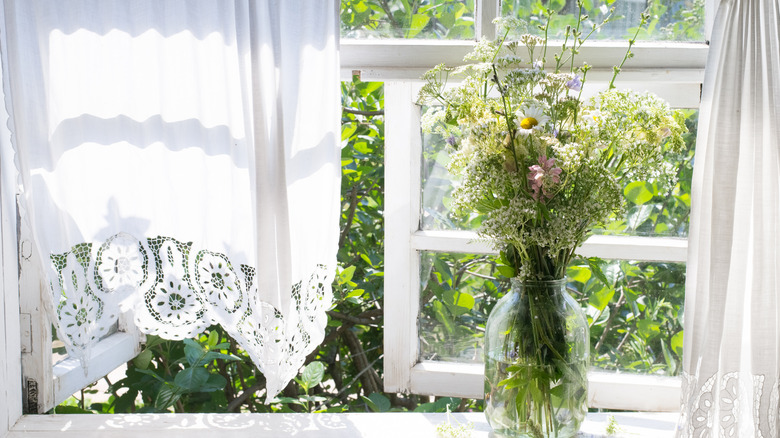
xmin=528 ymin=155 xmax=562 ymax=201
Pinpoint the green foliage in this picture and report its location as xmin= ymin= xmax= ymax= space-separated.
xmin=502 ymin=0 xmax=705 ymax=42
xmin=340 ymin=0 xmax=475 ymax=39
xmin=56 ymin=8 xmax=699 ymax=412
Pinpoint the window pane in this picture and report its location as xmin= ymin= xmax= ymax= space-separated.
xmin=340 ymin=0 xmax=475 ymax=39
xmin=419 ymin=251 xmax=685 ymax=376
xmin=421 ymin=109 xmax=698 ymax=237
xmin=501 ymin=0 xmax=705 ymax=42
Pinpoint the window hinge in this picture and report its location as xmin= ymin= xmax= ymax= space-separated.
xmin=24 ymin=378 xmax=39 ymax=414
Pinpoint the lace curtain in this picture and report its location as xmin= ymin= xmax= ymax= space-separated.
xmin=678 ymin=0 xmax=780 ymax=436
xmin=0 ymin=0 xmax=340 ymax=399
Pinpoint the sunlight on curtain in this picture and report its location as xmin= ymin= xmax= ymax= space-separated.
xmin=679 ymin=0 xmax=780 ymax=436
xmin=1 ymin=0 xmax=340 ymax=399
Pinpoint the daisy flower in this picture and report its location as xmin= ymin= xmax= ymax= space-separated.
xmin=515 ymin=104 xmax=550 ymax=136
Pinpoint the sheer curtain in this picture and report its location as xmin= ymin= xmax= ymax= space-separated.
xmin=679 ymin=0 xmax=780 ymax=436
xmin=0 ymin=0 xmax=340 ymax=399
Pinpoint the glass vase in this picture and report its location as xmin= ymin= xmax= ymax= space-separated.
xmin=484 ymin=278 xmax=589 ymax=438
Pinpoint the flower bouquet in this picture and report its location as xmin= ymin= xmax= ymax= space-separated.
xmin=418 ymin=8 xmax=687 ymax=438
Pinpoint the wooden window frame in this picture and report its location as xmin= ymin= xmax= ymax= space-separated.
xmin=0 ymin=0 xmax=719 ymax=434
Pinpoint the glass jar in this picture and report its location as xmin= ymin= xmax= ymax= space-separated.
xmin=484 ymin=278 xmax=589 ymax=437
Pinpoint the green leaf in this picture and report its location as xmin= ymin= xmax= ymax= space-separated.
xmin=183 ymin=338 xmax=206 ymax=367
xmin=362 ymin=392 xmax=391 ymax=412
xmin=567 ymin=265 xmax=591 ymax=284
xmin=586 ymin=257 xmax=609 ymax=286
xmin=443 ymin=289 xmax=475 ymax=316
xmin=113 ymin=390 xmax=139 ymax=413
xmin=496 ymin=265 xmax=516 ymax=278
xmin=661 ymin=339 xmax=676 ymax=374
xmin=341 ymin=123 xmax=358 ymax=141
xmin=144 ymin=334 xmax=166 ymax=349
xmin=207 ymin=331 xmax=219 ymax=349
xmin=173 ymin=367 xmax=210 ymax=392
xmin=345 ymin=288 xmax=365 ymax=298
xmin=55 ymin=405 xmax=94 ymax=414
xmin=133 ymin=349 xmax=153 ymax=370
xmin=624 ymin=181 xmax=654 ymax=205
xmin=338 ymin=266 xmax=357 ymax=285
xmin=135 ymin=368 xmax=166 ymax=383
xmin=626 ymin=204 xmax=655 ymax=230
xmin=200 ymin=373 xmax=228 ymax=393
xmin=154 ymin=384 xmax=182 ymax=410
xmin=671 ymin=331 xmax=684 ymax=358
xmin=406 ymin=14 xmax=431 ymax=38
xmin=637 ymin=319 xmax=662 ymax=340
xmin=202 ymin=351 xmax=241 ymax=363
xmin=300 ymin=361 xmax=326 ymax=391
xmin=588 ymin=286 xmax=615 ymax=312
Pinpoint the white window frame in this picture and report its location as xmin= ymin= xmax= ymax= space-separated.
xmin=0 ymin=0 xmax=718 ymax=435
xmin=339 ymin=0 xmax=716 ymax=412
xmin=0 ymin=12 xmax=144 ymax=414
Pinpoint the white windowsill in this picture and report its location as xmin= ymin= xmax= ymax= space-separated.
xmin=10 ymin=412 xmax=678 ymax=437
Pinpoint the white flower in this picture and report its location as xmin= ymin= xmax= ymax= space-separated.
xmin=581 ymin=110 xmax=602 ymax=127
xmin=515 ymin=104 xmax=550 ymax=136
xmin=98 ymin=233 xmax=144 ymax=292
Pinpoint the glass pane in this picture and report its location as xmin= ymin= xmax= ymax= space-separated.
xmin=421 ymin=109 xmax=698 ymax=237
xmin=421 ymin=123 xmax=481 ymax=230
xmin=419 ymin=251 xmax=686 ymax=376
xmin=340 ymin=0 xmax=475 ymax=39
xmin=501 ymin=0 xmax=705 ymax=41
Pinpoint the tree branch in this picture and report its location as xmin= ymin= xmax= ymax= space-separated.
xmin=343 ymin=107 xmax=385 ymax=117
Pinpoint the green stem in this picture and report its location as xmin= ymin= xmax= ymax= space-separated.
xmin=609 ymin=13 xmax=649 ymax=89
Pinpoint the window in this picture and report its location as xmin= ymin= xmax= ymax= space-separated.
xmin=338 ymin=0 xmax=714 ymax=412
xmin=1 ymin=1 xmax=717 ymax=433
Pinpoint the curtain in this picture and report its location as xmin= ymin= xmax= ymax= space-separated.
xmin=0 ymin=0 xmax=340 ymax=399
xmin=678 ymin=0 xmax=780 ymax=436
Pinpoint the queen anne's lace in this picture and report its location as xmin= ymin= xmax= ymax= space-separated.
xmin=50 ymin=232 xmax=332 ymax=399
xmin=679 ymin=371 xmax=780 ymax=437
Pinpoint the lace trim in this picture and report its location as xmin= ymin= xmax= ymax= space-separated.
xmin=679 ymin=370 xmax=780 ymax=437
xmin=49 ymin=232 xmax=333 ymax=399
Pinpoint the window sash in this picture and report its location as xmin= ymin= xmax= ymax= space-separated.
xmin=0 ymin=0 xmax=717 ymax=425
xmin=382 ymin=66 xmax=698 ymax=409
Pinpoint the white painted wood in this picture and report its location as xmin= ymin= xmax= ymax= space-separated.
xmin=578 ymin=235 xmax=688 ymax=263
xmin=412 ymin=230 xmax=688 ymax=263
xmin=19 ymin=234 xmax=142 ymax=411
xmin=588 ymin=370 xmax=681 ymax=412
xmin=705 ymin=0 xmax=717 ymax=42
xmin=475 ymin=0 xmax=499 ymax=41
xmin=8 ymin=412 xmax=679 ymax=437
xmin=0 ymin=1 xmax=24 ymax=428
xmin=409 ymin=361 xmax=680 ymax=412
xmin=52 ymin=332 xmax=138 ymax=406
xmin=341 ymin=39 xmax=707 ymax=73
xmin=410 ymin=361 xmax=483 ymax=397
xmin=18 ymin=228 xmax=54 ymax=414
xmin=383 ymin=82 xmax=421 ymax=393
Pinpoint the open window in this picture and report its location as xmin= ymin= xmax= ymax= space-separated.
xmin=339 ymin=0 xmax=714 ymax=412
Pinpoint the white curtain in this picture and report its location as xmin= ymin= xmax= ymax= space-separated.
xmin=0 ymin=0 xmax=341 ymax=399
xmin=679 ymin=0 xmax=780 ymax=436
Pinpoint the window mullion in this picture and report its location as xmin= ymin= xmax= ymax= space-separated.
xmin=384 ymin=82 xmax=423 ymax=393
xmin=411 ymin=230 xmax=688 ymax=263
xmin=409 ymin=362 xmax=681 ymax=411
xmin=475 ymin=0 xmax=500 ymax=41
